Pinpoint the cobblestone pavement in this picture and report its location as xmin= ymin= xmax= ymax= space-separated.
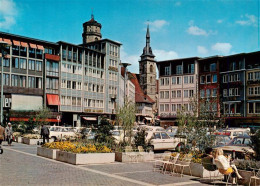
xmin=0 ymin=142 xmax=208 ymax=186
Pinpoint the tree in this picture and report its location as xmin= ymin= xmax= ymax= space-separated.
xmin=94 ymin=117 xmax=114 ymax=146
xmin=35 ymin=107 xmax=51 ymax=127
xmin=116 ymin=100 xmax=136 ymax=145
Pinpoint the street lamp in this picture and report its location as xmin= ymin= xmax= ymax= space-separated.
xmin=0 ymin=41 xmax=10 ymax=126
xmin=119 ymin=62 xmax=131 ymax=105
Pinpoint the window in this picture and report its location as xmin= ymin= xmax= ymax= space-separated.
xmin=12 ymin=57 xmax=19 ymax=68
xmin=200 ymin=90 xmax=205 ymax=98
xmin=67 ymin=81 xmax=71 ymax=89
xmin=177 ymin=90 xmax=181 ymax=98
xmin=61 ymin=96 xmax=66 ymax=105
xmin=77 ymin=98 xmax=81 ymax=106
xmin=165 ymin=66 xmax=170 ymax=75
xmin=184 ymin=76 xmax=188 ymax=84
xmin=200 ymin=76 xmax=205 ymax=84
xmin=11 ymin=75 xmax=18 ymax=86
xmin=150 ymin=65 xmax=153 ymax=73
xmin=36 ymin=61 xmax=42 ymax=71
xmin=28 ymin=60 xmax=35 ymax=70
xmin=165 ymin=91 xmax=169 ymax=99
xmin=206 ymin=75 xmax=211 ymax=83
xmin=206 ymin=89 xmax=211 ymax=97
xmin=165 ymin=104 xmax=169 ymax=112
xmin=256 ymin=103 xmax=260 ymax=113
xmin=3 ymin=74 xmax=9 ymax=86
xmin=172 ymin=77 xmax=176 ymax=84
xmin=160 ymin=104 xmax=164 ymax=112
xmin=235 ymin=88 xmax=239 ymax=96
xmin=210 ymin=63 xmax=216 ymax=72
xmin=223 ymin=75 xmax=227 ymax=83
xmin=249 ymin=103 xmax=254 ymax=113
xmin=248 ymin=87 xmax=254 ymax=95
xmin=3 ymin=58 xmax=9 ymax=67
xmin=19 ymin=58 xmax=26 ymax=69
xmin=177 ymin=77 xmax=182 ymax=85
xmin=187 ymin=64 xmax=195 ymax=74
xmin=72 ymin=97 xmax=76 ymax=106
xmin=165 ymin=78 xmax=169 ymax=85
xmin=255 ymin=71 xmax=260 ymax=80
xmin=172 ymin=91 xmax=176 ymax=98
xmin=189 ymin=90 xmax=194 ymax=97
xmin=176 ymin=65 xmax=182 ymax=75
xmin=184 ymin=90 xmax=189 ymax=98
xmin=46 ymin=78 xmax=58 ymax=90
xmin=160 ymin=91 xmax=164 ymax=99
xmin=223 ymin=89 xmax=227 ymax=97
xmin=189 ymin=76 xmax=194 ymax=84
xmin=77 ymin=82 xmax=82 ymax=90
xmin=248 ymin=72 xmax=253 ymax=80
xmin=160 ymin=78 xmax=164 ymax=86
xmin=36 ymin=77 xmax=42 ymax=89
xmin=177 ymin=104 xmax=182 ymax=111
xmin=19 ymin=76 xmax=26 ymax=87
xmin=212 ymin=74 xmax=217 ymax=83
xmin=212 ymin=88 xmax=217 ymax=97
xmin=172 ymin=104 xmax=176 ymax=112
xmin=67 ymin=96 xmax=72 ymax=105
xmin=28 ymin=76 xmax=35 ymax=88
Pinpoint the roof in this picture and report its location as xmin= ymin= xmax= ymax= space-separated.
xmin=129 ymin=73 xmax=155 ymax=104
xmin=86 ymin=38 xmax=122 ymax=46
xmin=157 ymin=57 xmax=200 ymax=63
xmin=0 ymin=31 xmax=58 ymax=46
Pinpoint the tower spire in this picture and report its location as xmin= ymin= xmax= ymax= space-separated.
xmin=91 ymin=8 xmax=94 ymax=19
xmin=141 ymin=23 xmax=154 ymax=57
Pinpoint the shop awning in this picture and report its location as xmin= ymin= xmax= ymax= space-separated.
xmin=21 ymin=42 xmax=28 ymax=47
xmin=3 ymin=38 xmax=12 ymax=45
xmin=82 ymin=117 xmax=97 ymax=121
xmin=37 ymin=45 xmax=44 ymax=50
xmin=46 ymin=94 xmax=60 ymax=105
xmin=145 ymin=117 xmax=152 ymax=121
xmin=10 ymin=117 xmax=59 ymax=122
xmin=29 ymin=43 xmax=37 ymax=48
xmin=13 ymin=40 xmax=20 ymax=46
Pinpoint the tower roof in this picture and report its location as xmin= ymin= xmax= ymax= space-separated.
xmin=83 ymin=14 xmax=102 ymax=28
xmin=141 ymin=25 xmax=155 ymax=58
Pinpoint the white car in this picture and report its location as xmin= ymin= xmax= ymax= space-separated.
xmin=48 ymin=126 xmax=77 ymax=141
xmin=148 ymin=131 xmax=185 ymax=151
xmin=216 ymin=128 xmax=250 ymax=139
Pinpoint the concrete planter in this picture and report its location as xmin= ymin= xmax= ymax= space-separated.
xmin=115 ymin=151 xmax=154 ymax=163
xmin=228 ymin=170 xmax=257 ymax=185
xmin=23 ymin=138 xmax=54 ymax=145
xmin=56 ymin=151 xmax=115 ymax=165
xmin=174 ymin=162 xmax=219 ymax=178
xmin=37 ymin=147 xmax=59 ymax=159
xmin=15 ymin=136 xmax=23 ymax=143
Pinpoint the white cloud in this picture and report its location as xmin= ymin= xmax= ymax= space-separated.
xmin=120 ymin=47 xmax=140 ymax=74
xmin=236 ymin=14 xmax=257 ymax=26
xmin=211 ymin=43 xmax=232 ymax=55
xmin=217 ymin=19 xmax=223 ymax=23
xmin=154 ymin=49 xmax=179 ymax=61
xmin=0 ymin=0 xmax=17 ymax=29
xmin=197 ymin=46 xmax=208 ymax=55
xmin=175 ymin=1 xmax=181 ymax=6
xmin=186 ymin=20 xmax=216 ymax=36
xmin=145 ymin=20 xmax=169 ymax=32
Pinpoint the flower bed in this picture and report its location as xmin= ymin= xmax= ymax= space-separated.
xmin=42 ymin=142 xmax=115 ymax=165
xmin=15 ymin=136 xmax=23 ymax=143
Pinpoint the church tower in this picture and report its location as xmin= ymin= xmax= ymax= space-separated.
xmin=139 ymin=25 xmax=156 ymax=102
xmin=82 ymin=13 xmax=102 ymax=44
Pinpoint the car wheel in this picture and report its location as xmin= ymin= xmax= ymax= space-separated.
xmin=51 ymin=137 xmax=56 ymax=142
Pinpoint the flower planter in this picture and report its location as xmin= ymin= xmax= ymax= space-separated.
xmin=37 ymin=147 xmax=59 ymax=159
xmin=115 ymin=151 xmax=154 ymax=162
xmin=23 ymin=138 xmax=54 ymax=145
xmin=56 ymin=151 xmax=115 ymax=165
xmin=15 ymin=136 xmax=23 ymax=143
xmin=174 ymin=162 xmax=220 ymax=178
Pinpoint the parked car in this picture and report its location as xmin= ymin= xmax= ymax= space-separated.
xmin=147 ymin=131 xmax=185 ymax=151
xmin=215 ymin=135 xmax=254 ymax=159
xmin=48 ymin=126 xmax=77 ymax=141
xmin=215 ymin=128 xmax=250 ymax=139
xmin=211 ymin=135 xmax=231 ymax=147
xmin=81 ymin=128 xmax=96 ymax=140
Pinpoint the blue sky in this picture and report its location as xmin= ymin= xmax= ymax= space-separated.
xmin=0 ymin=0 xmax=259 ymax=73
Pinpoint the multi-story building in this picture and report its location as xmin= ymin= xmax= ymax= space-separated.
xmin=0 ymin=32 xmax=60 ymax=123
xmin=219 ymin=53 xmax=246 ymax=126
xmin=157 ymin=57 xmax=199 ymax=127
xmin=198 ymin=56 xmax=221 ymax=118
xmin=0 ymin=15 xmax=122 ymax=126
xmin=245 ymin=51 xmax=260 ymax=126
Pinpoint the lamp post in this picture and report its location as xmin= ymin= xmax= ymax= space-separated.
xmin=119 ymin=62 xmax=131 ymax=105
xmin=0 ymin=41 xmax=9 ymax=126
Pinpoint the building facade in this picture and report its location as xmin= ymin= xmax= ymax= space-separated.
xmin=157 ymin=57 xmax=198 ymax=127
xmin=0 ymin=15 xmax=122 ymax=126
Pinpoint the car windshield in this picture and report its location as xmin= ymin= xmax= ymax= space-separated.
xmin=112 ymin=131 xmax=120 ymax=136
xmin=229 ymin=137 xmax=249 ymax=145
xmin=161 ymin=132 xmax=170 ymax=139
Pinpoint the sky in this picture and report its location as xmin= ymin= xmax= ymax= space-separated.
xmin=0 ymin=0 xmax=259 ymax=73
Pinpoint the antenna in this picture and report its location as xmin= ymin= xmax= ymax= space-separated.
xmin=91 ymin=8 xmax=94 ymax=19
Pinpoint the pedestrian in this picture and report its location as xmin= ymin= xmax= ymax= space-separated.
xmin=5 ymin=122 xmax=13 ymax=146
xmin=41 ymin=125 xmax=49 ymax=144
xmin=0 ymin=125 xmax=5 ymax=146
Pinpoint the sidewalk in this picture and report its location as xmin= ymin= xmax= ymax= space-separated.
xmin=0 ymin=142 xmax=207 ymax=186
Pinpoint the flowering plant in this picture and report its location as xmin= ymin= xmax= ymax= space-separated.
xmin=42 ymin=141 xmax=112 ymax=153
xmin=23 ymin=134 xmax=41 ymax=139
